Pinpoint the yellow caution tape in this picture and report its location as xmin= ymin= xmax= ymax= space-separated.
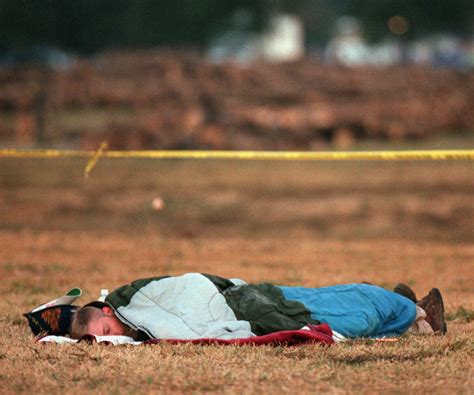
xmin=0 ymin=148 xmax=473 ymax=161
xmin=83 ymin=141 xmax=108 ymax=178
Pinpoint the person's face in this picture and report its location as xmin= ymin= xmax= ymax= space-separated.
xmin=87 ymin=307 xmax=126 ymax=336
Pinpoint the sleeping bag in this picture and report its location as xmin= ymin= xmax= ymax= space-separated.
xmin=105 ymin=273 xmax=416 ymax=340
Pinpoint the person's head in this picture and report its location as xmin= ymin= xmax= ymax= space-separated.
xmin=70 ymin=305 xmax=129 ymax=339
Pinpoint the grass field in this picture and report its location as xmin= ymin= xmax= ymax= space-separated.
xmin=0 ymin=139 xmax=473 ymax=393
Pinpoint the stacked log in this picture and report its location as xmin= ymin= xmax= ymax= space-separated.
xmin=0 ymin=50 xmax=472 ymax=149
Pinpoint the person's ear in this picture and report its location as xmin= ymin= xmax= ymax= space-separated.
xmin=102 ymin=306 xmax=114 ymax=316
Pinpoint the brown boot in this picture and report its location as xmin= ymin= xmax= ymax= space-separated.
xmin=394 ymin=283 xmax=418 ymax=303
xmin=417 ymin=288 xmax=447 ymax=335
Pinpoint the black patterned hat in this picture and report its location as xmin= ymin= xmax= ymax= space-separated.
xmin=24 ymin=305 xmax=78 ymax=336
xmin=24 ymin=288 xmax=82 ymax=336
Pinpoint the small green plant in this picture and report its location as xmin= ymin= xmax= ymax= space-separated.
xmin=446 ymin=306 xmax=474 ymax=323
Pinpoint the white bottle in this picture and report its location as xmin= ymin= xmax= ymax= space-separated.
xmin=99 ymin=289 xmax=109 ymax=302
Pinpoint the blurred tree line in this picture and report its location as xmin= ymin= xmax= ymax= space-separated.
xmin=1 ymin=0 xmax=472 ymax=53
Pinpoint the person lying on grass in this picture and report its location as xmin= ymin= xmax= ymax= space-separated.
xmin=70 ymin=273 xmax=446 ymax=341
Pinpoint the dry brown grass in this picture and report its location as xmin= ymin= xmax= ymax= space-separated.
xmin=0 ymin=142 xmax=473 ymax=393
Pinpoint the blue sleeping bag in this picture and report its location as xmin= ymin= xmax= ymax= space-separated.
xmin=278 ymin=283 xmax=416 ymax=338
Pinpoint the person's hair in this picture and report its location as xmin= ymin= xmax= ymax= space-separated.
xmin=69 ymin=306 xmax=104 ymax=339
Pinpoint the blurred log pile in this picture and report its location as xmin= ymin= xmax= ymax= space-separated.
xmin=0 ymin=50 xmax=472 ymax=149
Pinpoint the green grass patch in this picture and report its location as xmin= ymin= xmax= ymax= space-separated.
xmin=446 ymin=306 xmax=474 ymax=323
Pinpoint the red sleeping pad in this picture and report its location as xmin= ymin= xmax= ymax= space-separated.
xmin=142 ymin=324 xmax=334 ymax=346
